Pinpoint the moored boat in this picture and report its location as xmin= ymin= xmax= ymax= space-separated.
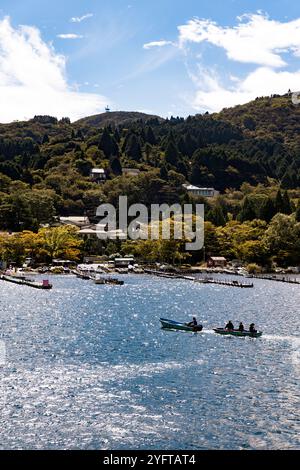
xmin=160 ymin=318 xmax=203 ymax=332
xmin=213 ymin=327 xmax=262 ymax=338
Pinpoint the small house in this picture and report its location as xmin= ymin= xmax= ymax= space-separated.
xmin=90 ymin=168 xmax=106 ymax=183
xmin=182 ymin=184 xmax=219 ymax=198
xmin=207 ymin=256 xmax=227 ymax=268
xmin=114 ymin=257 xmax=135 ymax=268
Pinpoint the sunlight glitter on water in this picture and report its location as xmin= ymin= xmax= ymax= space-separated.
xmin=0 ymin=274 xmax=299 ymax=449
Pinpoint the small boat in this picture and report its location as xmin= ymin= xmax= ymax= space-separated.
xmin=94 ymin=277 xmax=124 ymax=285
xmin=213 ymin=328 xmax=262 ymax=338
xmin=160 ymin=318 xmax=203 ymax=332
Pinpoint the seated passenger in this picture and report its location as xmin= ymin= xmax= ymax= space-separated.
xmin=187 ymin=317 xmax=197 ymax=327
xmin=238 ymin=322 xmax=244 ymax=332
xmin=249 ymin=323 xmax=257 ymax=333
xmin=225 ymin=320 xmax=234 ymax=330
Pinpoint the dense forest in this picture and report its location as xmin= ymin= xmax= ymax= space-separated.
xmin=0 ymin=93 xmax=300 ymax=267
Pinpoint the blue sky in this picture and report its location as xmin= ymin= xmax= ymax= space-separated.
xmin=0 ymin=0 xmax=300 ymax=121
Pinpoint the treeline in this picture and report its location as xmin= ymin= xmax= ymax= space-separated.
xmin=0 ymin=94 xmax=299 ymax=237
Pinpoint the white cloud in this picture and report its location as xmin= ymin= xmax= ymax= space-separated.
xmin=191 ymin=66 xmax=300 ymax=112
xmin=0 ymin=17 xmax=109 ymax=122
xmin=141 ymin=12 xmax=300 ymax=112
xmin=70 ymin=13 xmax=93 ymax=23
xmin=143 ymin=40 xmax=174 ymax=50
xmin=178 ymin=13 xmax=300 ymax=67
xmin=57 ymin=33 xmax=84 ymax=39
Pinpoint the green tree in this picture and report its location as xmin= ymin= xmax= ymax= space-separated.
xmin=165 ymin=141 xmax=180 ymax=166
xmin=259 ymin=197 xmax=276 ymax=222
xmin=125 ymin=134 xmax=142 ymax=161
xmin=99 ymin=128 xmax=119 ymax=158
xmin=37 ymin=226 xmax=83 ymax=261
xmin=237 ymin=197 xmax=257 ymax=222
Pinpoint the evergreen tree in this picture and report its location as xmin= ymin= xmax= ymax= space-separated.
xmin=114 ymin=128 xmax=120 ymax=143
xmin=282 ymin=190 xmax=293 ymax=214
xmin=275 ymin=189 xmax=292 ymax=214
xmin=238 ymin=197 xmax=257 ymax=222
xmin=165 ymin=141 xmax=179 ymax=166
xmin=99 ymin=128 xmax=119 ymax=158
xmin=76 ymin=129 xmax=84 ymax=140
xmin=125 ymin=134 xmax=142 ymax=161
xmin=160 ymin=165 xmax=169 ymax=180
xmin=144 ymin=143 xmax=152 ymax=162
xmin=281 ymin=169 xmax=296 ymax=189
xmin=207 ymin=205 xmax=227 ymax=226
xmin=190 ymin=163 xmax=202 ymax=185
xmin=42 ymin=134 xmax=49 ymax=144
xmin=274 ymin=189 xmax=284 ymax=214
xmin=146 ymin=126 xmax=156 ymax=145
xmin=178 ymin=137 xmax=187 ymax=156
xmin=110 ymin=156 xmax=122 ymax=175
xmin=259 ymin=197 xmax=276 ymax=223
xmin=184 ymin=133 xmax=197 ymax=157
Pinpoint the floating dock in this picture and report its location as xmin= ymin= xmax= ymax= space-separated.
xmin=145 ymin=270 xmax=253 ymax=288
xmin=0 ymin=274 xmax=52 ymax=289
xmin=72 ymin=270 xmax=124 ymax=285
xmin=194 ymin=278 xmax=253 ymax=288
xmin=248 ymin=275 xmax=300 ymax=285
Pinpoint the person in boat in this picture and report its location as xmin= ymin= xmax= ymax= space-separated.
xmin=186 ymin=317 xmax=198 ymax=327
xmin=238 ymin=322 xmax=244 ymax=332
xmin=225 ymin=320 xmax=234 ymax=330
xmin=249 ymin=323 xmax=257 ymax=333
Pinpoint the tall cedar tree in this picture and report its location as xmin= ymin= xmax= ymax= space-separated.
xmin=125 ymin=134 xmax=142 ymax=161
xmin=110 ymin=156 xmax=122 ymax=175
xmin=165 ymin=141 xmax=180 ymax=166
xmin=99 ymin=128 xmax=119 ymax=158
xmin=259 ymin=197 xmax=276 ymax=222
xmin=238 ymin=196 xmax=257 ymax=222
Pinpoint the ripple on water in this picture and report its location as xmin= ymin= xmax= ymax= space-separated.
xmin=0 ymin=274 xmax=299 ymax=449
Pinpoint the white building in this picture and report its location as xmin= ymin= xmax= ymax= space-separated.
xmin=59 ymin=216 xmax=90 ymax=227
xmin=90 ymin=168 xmax=106 ymax=183
xmin=183 ymin=184 xmax=219 ymax=198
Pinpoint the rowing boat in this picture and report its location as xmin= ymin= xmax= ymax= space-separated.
xmin=213 ymin=327 xmax=262 ymax=338
xmin=160 ymin=318 xmax=203 ymax=332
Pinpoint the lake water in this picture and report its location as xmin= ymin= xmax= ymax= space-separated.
xmin=0 ymin=274 xmax=299 ymax=449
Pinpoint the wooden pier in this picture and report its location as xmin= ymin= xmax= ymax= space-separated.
xmin=0 ymin=274 xmax=52 ymax=289
xmin=72 ymin=269 xmax=124 ymax=285
xmin=145 ymin=270 xmax=253 ymax=288
xmin=194 ymin=278 xmax=253 ymax=288
xmin=248 ymin=274 xmax=300 ymax=285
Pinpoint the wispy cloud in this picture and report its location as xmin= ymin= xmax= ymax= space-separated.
xmin=70 ymin=13 xmax=93 ymax=23
xmin=0 ymin=17 xmax=109 ymax=122
xmin=57 ymin=33 xmax=84 ymax=39
xmin=143 ymin=40 xmax=174 ymax=50
xmin=178 ymin=13 xmax=300 ymax=67
xmin=146 ymin=12 xmax=300 ymax=112
xmin=191 ymin=66 xmax=300 ymax=112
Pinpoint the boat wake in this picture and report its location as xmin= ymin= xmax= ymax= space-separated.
xmin=263 ymin=334 xmax=300 ymax=345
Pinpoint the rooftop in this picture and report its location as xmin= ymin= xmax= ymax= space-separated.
xmin=91 ymin=168 xmax=105 ymax=174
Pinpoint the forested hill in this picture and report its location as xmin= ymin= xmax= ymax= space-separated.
xmin=0 ymin=93 xmax=299 ymax=230
xmin=74 ymin=111 xmax=164 ymax=129
xmin=217 ymin=94 xmax=300 ymax=151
